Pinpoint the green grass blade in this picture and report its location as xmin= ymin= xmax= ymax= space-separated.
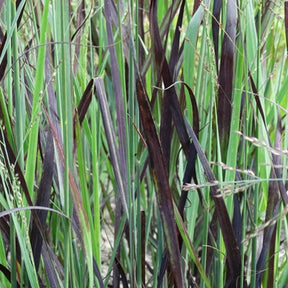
xmin=25 ymin=0 xmax=50 ymax=193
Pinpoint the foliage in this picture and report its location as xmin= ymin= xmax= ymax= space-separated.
xmin=0 ymin=0 xmax=287 ymax=287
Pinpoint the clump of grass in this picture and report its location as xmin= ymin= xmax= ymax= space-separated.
xmin=0 ymin=1 xmax=287 ymax=287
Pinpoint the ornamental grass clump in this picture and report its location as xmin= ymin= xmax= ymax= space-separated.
xmin=0 ymin=1 xmax=287 ymax=287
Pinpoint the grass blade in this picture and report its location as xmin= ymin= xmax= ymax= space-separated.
xmin=136 ymin=77 xmax=184 ymax=287
xmin=256 ymin=113 xmax=282 ymax=286
xmin=159 ymin=0 xmax=185 ymax=167
xmin=25 ymin=0 xmax=50 ymax=194
xmin=249 ymin=73 xmax=288 ymax=205
xmin=169 ymin=0 xmax=185 ymax=76
xmin=185 ymin=120 xmax=245 ymax=287
xmin=150 ymin=0 xmax=190 ymax=156
xmin=103 ymin=3 xmax=129 ymax=283
xmin=217 ymin=0 xmax=237 ymax=141
xmin=104 ymin=0 xmax=127 ymax=183
xmin=173 ymin=201 xmax=211 ymax=288
xmin=285 ymin=2 xmax=288 ymax=53
xmin=0 ymin=264 xmax=19 ymax=287
xmin=94 ymin=77 xmax=128 ymax=217
xmin=30 ymin=129 xmax=54 ymax=271
xmin=212 ymin=0 xmax=222 ymax=72
xmin=178 ymin=83 xmax=199 ymax=216
xmin=0 ymin=0 xmax=26 ymax=81
xmin=261 ymin=0 xmax=278 ymax=40
xmin=0 ymin=1 xmax=286 ymax=287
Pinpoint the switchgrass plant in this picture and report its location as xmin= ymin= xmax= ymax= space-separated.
xmin=0 ymin=0 xmax=287 ymax=287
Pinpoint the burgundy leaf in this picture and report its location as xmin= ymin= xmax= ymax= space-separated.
xmin=150 ymin=0 xmax=190 ymax=156
xmin=169 ymin=0 xmax=185 ymax=75
xmin=0 ymin=264 xmax=20 ymax=287
xmin=212 ymin=0 xmax=222 ymax=73
xmin=193 ymin=0 xmax=201 ymax=15
xmin=136 ymin=77 xmax=184 ymax=287
xmin=30 ymin=129 xmax=54 ymax=271
xmin=217 ymin=0 xmax=237 ymax=141
xmin=75 ymin=79 xmax=94 ymax=124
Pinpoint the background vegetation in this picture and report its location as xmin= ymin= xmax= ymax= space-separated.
xmin=0 ymin=0 xmax=287 ymax=287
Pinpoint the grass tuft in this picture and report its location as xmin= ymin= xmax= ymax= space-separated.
xmin=0 ymin=1 xmax=287 ymax=287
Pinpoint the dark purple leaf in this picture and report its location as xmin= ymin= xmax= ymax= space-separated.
xmin=115 ymin=257 xmax=129 ymax=288
xmin=136 ymin=77 xmax=184 ymax=287
xmin=140 ymin=0 xmax=182 ymax=77
xmin=256 ymin=112 xmax=282 ymax=286
xmin=232 ymin=194 xmax=242 ymax=249
xmin=192 ymin=0 xmax=201 ymax=15
xmin=266 ymin=112 xmax=282 ymax=287
xmin=212 ymin=0 xmax=222 ymax=73
xmin=0 ymin=264 xmax=20 ymax=287
xmin=150 ymin=0 xmax=190 ymax=156
xmin=217 ymin=0 xmax=237 ymax=140
xmin=159 ymin=0 xmax=185 ymax=168
xmin=41 ymin=246 xmax=63 ymax=288
xmin=149 ymin=0 xmax=199 ymax=231
xmin=30 ymin=129 xmax=54 ymax=271
xmin=149 ymin=2 xmax=200 ymax=282
xmin=75 ymin=79 xmax=94 ymax=125
xmin=169 ymin=0 xmax=185 ymax=75
xmin=256 ymin=201 xmax=280 ymax=287
xmin=93 ymin=258 xmax=104 ymax=288
xmin=178 ymin=82 xmax=199 ymax=217
xmin=266 ymin=226 xmax=277 ymax=288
